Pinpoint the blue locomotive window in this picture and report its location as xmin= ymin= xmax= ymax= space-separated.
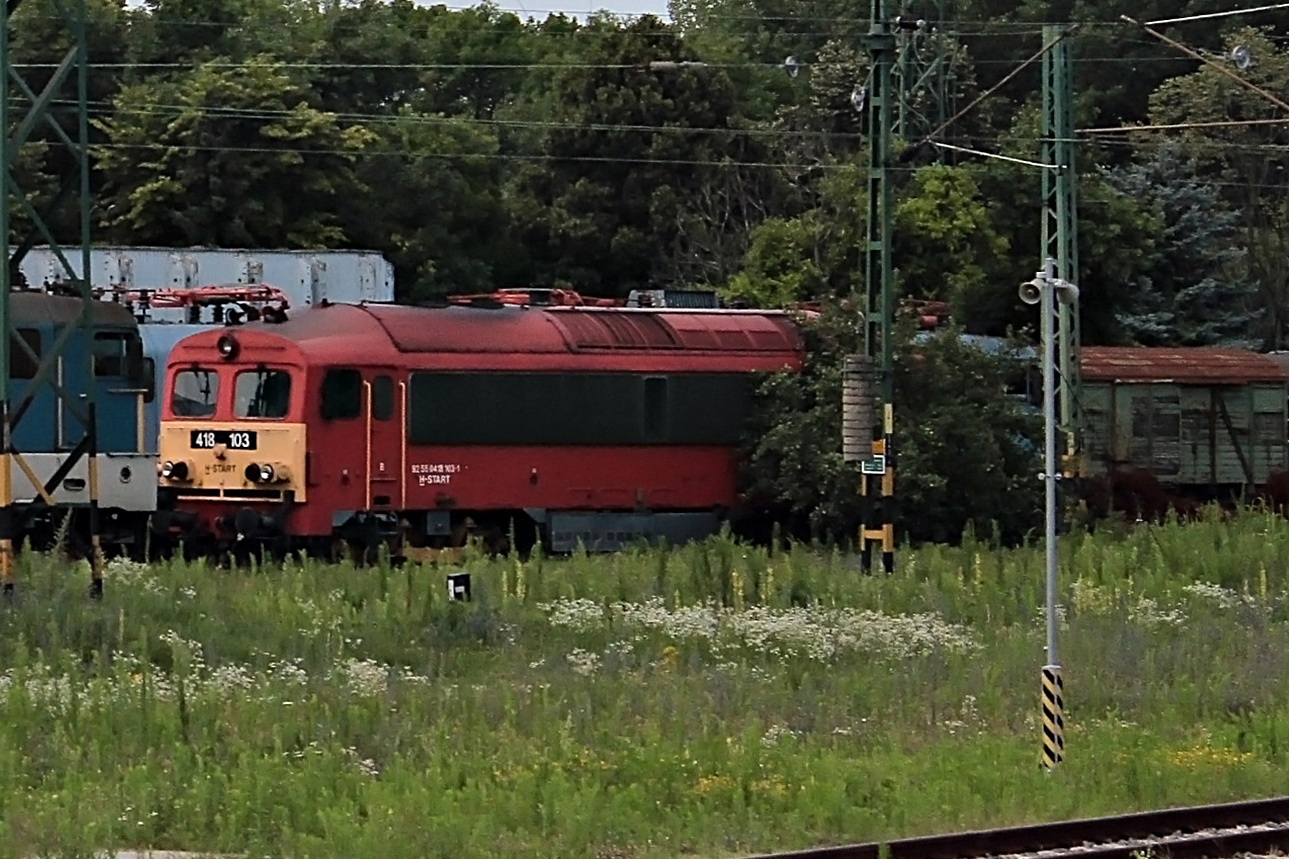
xmin=172 ymin=368 xmax=219 ymax=418
xmin=321 ymin=368 xmax=362 ymax=420
xmin=9 ymin=329 xmax=39 ymax=379
xmin=234 ymin=369 xmax=291 ymax=419
xmin=92 ymin=332 xmax=142 ymax=378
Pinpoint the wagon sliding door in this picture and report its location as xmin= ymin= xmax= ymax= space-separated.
xmin=1201 ymin=384 xmax=1283 ymax=489
xmin=1113 ymin=384 xmax=1181 ymax=481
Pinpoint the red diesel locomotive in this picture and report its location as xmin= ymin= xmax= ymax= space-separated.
xmin=154 ymin=301 xmax=804 ymax=556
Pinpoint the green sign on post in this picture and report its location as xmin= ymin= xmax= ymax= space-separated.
xmin=861 ymin=455 xmax=886 ymax=475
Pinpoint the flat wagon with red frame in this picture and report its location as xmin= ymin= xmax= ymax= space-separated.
xmin=154 ymin=301 xmax=803 ymax=556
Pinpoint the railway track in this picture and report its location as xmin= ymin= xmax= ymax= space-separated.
xmin=746 ymin=796 xmax=1289 ymax=859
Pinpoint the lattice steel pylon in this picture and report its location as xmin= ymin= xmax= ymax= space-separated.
xmin=893 ymin=0 xmax=956 ymax=142
xmin=1040 ymin=24 xmax=1080 ymax=471
xmin=0 ymin=0 xmax=103 ymax=596
xmin=856 ymin=0 xmax=956 ymax=573
xmin=857 ymin=0 xmax=896 ymax=574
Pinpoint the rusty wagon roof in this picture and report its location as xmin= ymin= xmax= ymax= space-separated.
xmin=1080 ymin=346 xmax=1287 ymax=385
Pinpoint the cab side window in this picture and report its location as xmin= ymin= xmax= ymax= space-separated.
xmin=9 ymin=329 xmax=40 ymax=379
xmin=321 ymin=368 xmax=362 ymax=420
xmin=92 ymin=332 xmax=141 ymax=377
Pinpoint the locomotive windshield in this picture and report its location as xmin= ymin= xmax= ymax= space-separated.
xmin=234 ymin=369 xmax=291 ymax=419
xmin=172 ymin=368 xmax=219 ymax=418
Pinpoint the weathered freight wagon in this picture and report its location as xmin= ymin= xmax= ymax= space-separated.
xmin=1080 ymin=347 xmax=1288 ymax=493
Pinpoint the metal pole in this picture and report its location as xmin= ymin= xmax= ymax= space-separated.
xmin=77 ymin=0 xmax=103 ymax=598
xmin=0 ymin=0 xmax=12 ymax=598
xmin=1042 ymin=258 xmax=1058 ymax=668
xmin=860 ymin=0 xmax=897 ymax=574
xmin=1039 ymin=257 xmax=1065 ymax=770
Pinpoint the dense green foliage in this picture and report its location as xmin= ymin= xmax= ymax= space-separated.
xmin=5 ymin=518 xmax=1289 ymax=856
xmin=8 ymin=0 xmax=1283 ymax=332
xmin=742 ymin=304 xmax=1042 ymax=545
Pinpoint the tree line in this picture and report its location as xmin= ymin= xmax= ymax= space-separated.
xmin=14 ymin=0 xmax=1289 ymax=543
xmin=11 ymin=0 xmax=1283 ymax=347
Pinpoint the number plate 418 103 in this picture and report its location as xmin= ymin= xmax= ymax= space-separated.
xmin=190 ymin=429 xmax=258 ymax=450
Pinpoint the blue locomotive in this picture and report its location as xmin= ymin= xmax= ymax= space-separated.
xmin=8 ymin=291 xmax=156 ymax=550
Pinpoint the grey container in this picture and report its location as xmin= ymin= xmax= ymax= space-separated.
xmin=19 ymin=246 xmax=395 ymax=323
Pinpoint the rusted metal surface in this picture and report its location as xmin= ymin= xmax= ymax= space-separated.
xmin=741 ymin=795 xmax=1289 ymax=859
xmin=1081 ymin=346 xmax=1287 ymax=385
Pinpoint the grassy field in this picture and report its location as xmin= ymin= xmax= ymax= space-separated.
xmin=2 ymin=512 xmax=1289 ymax=858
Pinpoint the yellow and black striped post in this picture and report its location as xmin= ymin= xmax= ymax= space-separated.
xmin=1041 ymin=664 xmax=1064 ymax=769
xmin=859 ymin=405 xmax=896 ymax=574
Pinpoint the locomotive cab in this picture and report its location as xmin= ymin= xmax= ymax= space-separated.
xmin=156 ymin=329 xmax=307 ymax=548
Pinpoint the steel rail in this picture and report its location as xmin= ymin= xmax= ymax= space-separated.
xmin=741 ymin=795 xmax=1289 ymax=859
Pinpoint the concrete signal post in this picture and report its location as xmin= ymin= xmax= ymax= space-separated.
xmin=1019 ymin=257 xmax=1078 ymax=770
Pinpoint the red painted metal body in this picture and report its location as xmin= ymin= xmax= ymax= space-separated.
xmin=160 ymin=303 xmax=804 ymax=541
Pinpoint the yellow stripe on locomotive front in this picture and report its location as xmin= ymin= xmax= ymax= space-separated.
xmin=159 ymin=421 xmax=307 ymax=502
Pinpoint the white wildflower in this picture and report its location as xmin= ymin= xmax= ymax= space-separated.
xmin=540 ymin=597 xmax=977 ymax=663
xmin=565 ymin=648 xmax=600 ymax=677
xmin=1182 ymin=582 xmax=1246 ymax=610
xmin=1129 ymin=596 xmax=1185 ymax=628
xmin=205 ymin=664 xmax=255 ymax=696
xmin=267 ymin=658 xmax=309 ymax=686
xmin=158 ymin=629 xmax=205 ymax=673
xmin=338 ymin=658 xmax=387 ymax=697
xmin=540 ymin=598 xmax=603 ymax=631
xmin=761 ymin=724 xmax=797 ymax=747
xmin=344 ymin=747 xmax=380 ymax=778
xmin=104 ymin=556 xmax=151 ymax=584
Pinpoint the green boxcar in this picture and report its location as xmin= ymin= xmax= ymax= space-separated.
xmin=1080 ymin=347 xmax=1287 ymax=490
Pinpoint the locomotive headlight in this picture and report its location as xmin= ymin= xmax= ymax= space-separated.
xmin=244 ymin=462 xmax=289 ymax=484
xmin=161 ymin=460 xmax=190 ymax=481
xmin=217 ymin=333 xmax=239 ymax=360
